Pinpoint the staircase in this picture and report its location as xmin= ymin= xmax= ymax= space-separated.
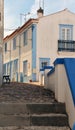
xmin=0 ymin=82 xmax=71 ymax=130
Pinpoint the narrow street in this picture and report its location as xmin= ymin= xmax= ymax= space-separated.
xmin=0 ymin=82 xmax=70 ymax=130
xmin=0 ymin=82 xmax=55 ymax=103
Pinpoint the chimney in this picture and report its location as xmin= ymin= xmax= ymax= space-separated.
xmin=37 ymin=7 xmax=44 ymax=18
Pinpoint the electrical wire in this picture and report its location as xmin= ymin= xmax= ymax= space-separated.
xmin=4 ymin=28 xmax=17 ymax=31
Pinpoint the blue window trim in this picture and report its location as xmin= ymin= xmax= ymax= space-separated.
xmin=14 ymin=59 xmax=18 ymax=72
xmin=23 ymin=60 xmax=28 ymax=76
xmin=23 ymin=30 xmax=28 ymax=46
xmin=3 ymin=59 xmax=18 ymax=80
xmin=5 ymin=43 xmax=7 ymax=52
xmin=39 ymin=58 xmax=50 ymax=70
xmin=59 ymin=24 xmax=73 ymax=40
xmin=3 ymin=64 xmax=6 ymax=75
xmin=47 ymin=67 xmax=55 ymax=76
xmin=32 ymin=24 xmax=37 ymax=81
xmin=13 ymin=37 xmax=16 ymax=50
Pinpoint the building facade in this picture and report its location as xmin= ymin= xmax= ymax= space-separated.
xmin=0 ymin=0 xmax=4 ymax=85
xmin=3 ymin=8 xmax=75 ymax=83
xmin=3 ymin=19 xmax=38 ymax=82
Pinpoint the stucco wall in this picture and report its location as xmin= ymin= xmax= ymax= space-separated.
xmin=3 ymin=25 xmax=32 ymax=82
xmin=20 ymin=50 xmax=32 ymax=76
xmin=44 ymin=70 xmax=55 ymax=93
xmin=45 ymin=62 xmax=75 ymax=128
xmin=36 ymin=9 xmax=75 ymax=81
xmin=55 ymin=64 xmax=75 ymax=128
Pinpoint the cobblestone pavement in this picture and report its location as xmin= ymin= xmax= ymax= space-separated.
xmin=0 ymin=82 xmax=55 ymax=103
xmin=0 ymin=126 xmax=70 ymax=130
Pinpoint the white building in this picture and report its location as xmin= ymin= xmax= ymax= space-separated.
xmin=0 ymin=0 xmax=4 ymax=85
xmin=3 ymin=8 xmax=75 ymax=83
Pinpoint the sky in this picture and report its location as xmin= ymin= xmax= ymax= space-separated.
xmin=4 ymin=0 xmax=75 ymax=37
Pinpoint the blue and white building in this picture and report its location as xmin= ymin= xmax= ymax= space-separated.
xmin=0 ymin=0 xmax=4 ymax=85
xmin=3 ymin=8 xmax=75 ymax=83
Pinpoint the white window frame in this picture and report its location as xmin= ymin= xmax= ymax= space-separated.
xmin=61 ymin=27 xmax=72 ymax=41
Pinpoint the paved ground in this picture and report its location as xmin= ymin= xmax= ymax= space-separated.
xmin=0 ymin=82 xmax=55 ymax=103
xmin=0 ymin=126 xmax=70 ymax=130
xmin=0 ymin=82 xmax=70 ymax=130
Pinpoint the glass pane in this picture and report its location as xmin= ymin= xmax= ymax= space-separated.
xmin=67 ymin=29 xmax=71 ymax=40
xmin=61 ymin=28 xmax=65 ymax=40
xmin=14 ymin=60 xmax=18 ymax=72
xmin=41 ymin=62 xmax=48 ymax=68
xmin=24 ymin=31 xmax=28 ymax=46
xmin=7 ymin=63 xmax=10 ymax=75
xmin=5 ymin=43 xmax=7 ymax=52
xmin=13 ymin=38 xmax=16 ymax=50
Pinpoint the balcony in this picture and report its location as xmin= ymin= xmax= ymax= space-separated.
xmin=58 ymin=40 xmax=75 ymax=52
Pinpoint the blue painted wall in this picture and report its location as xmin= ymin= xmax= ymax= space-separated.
xmin=64 ymin=58 xmax=75 ymax=105
xmin=3 ymin=59 xmax=18 ymax=82
xmin=32 ymin=24 xmax=37 ymax=81
xmin=3 ymin=64 xmax=6 ymax=75
xmin=54 ymin=58 xmax=75 ymax=105
xmin=20 ymin=73 xmax=23 ymax=82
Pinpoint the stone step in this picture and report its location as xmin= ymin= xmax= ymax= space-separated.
xmin=30 ymin=114 xmax=69 ymax=126
xmin=26 ymin=103 xmax=66 ymax=114
xmin=0 ymin=126 xmax=71 ymax=130
xmin=0 ymin=103 xmax=66 ymax=115
xmin=0 ymin=114 xmax=30 ymax=127
xmin=0 ymin=114 xmax=69 ymax=127
xmin=0 ymin=84 xmax=70 ymax=129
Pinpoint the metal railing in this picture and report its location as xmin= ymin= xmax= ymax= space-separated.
xmin=58 ymin=40 xmax=75 ymax=52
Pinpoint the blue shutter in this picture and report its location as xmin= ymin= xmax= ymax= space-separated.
xmin=13 ymin=37 xmax=16 ymax=50
xmin=3 ymin=64 xmax=6 ymax=75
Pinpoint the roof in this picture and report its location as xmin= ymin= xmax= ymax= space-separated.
xmin=40 ymin=8 xmax=75 ymax=19
xmin=4 ymin=8 xmax=75 ymax=42
xmin=3 ymin=18 xmax=38 ymax=42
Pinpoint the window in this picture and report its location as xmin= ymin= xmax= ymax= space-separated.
xmin=23 ymin=31 xmax=28 ymax=46
xmin=3 ymin=64 xmax=6 ymax=75
xmin=23 ymin=60 xmax=28 ymax=75
xmin=13 ymin=37 xmax=16 ymax=50
xmin=58 ymin=24 xmax=75 ymax=51
xmin=59 ymin=24 xmax=73 ymax=41
xmin=41 ymin=62 xmax=48 ymax=68
xmin=39 ymin=58 xmax=50 ymax=70
xmin=67 ymin=28 xmax=71 ymax=40
xmin=61 ymin=29 xmax=65 ymax=40
xmin=14 ymin=59 xmax=18 ymax=73
xmin=7 ymin=62 xmax=10 ymax=75
xmin=5 ymin=43 xmax=7 ymax=52
xmin=61 ymin=28 xmax=72 ymax=40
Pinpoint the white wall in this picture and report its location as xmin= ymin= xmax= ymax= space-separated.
xmin=3 ymin=26 xmax=32 ymax=82
xmin=36 ymin=9 xmax=75 ymax=81
xmin=20 ymin=50 xmax=32 ymax=76
xmin=44 ymin=69 xmax=55 ymax=93
xmin=55 ymin=65 xmax=65 ymax=102
xmin=45 ymin=63 xmax=75 ymax=128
